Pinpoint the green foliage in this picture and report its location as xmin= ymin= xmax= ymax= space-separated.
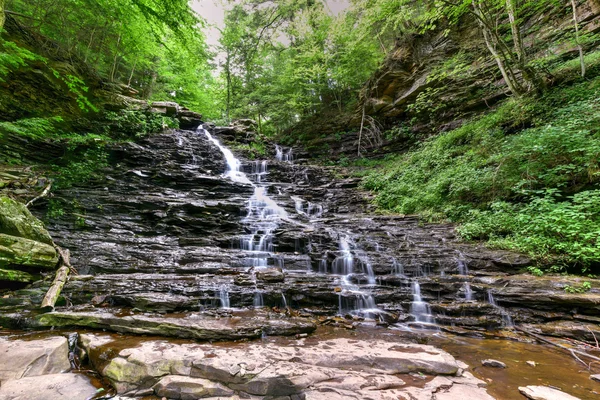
xmin=0 ymin=117 xmax=63 ymax=139
xmin=5 ymin=0 xmax=214 ymax=117
xmin=364 ymin=77 xmax=600 ymax=273
xmin=0 ymin=36 xmax=44 ymax=81
xmin=50 ymin=69 xmax=98 ymax=112
xmin=52 ymin=148 xmax=109 ymax=190
xmin=103 ymin=110 xmax=178 ymax=138
xmin=564 ymin=281 xmax=592 ymax=294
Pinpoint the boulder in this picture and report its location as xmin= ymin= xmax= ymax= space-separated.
xmin=0 ymin=336 xmax=71 ymax=381
xmin=178 ymin=108 xmax=203 ymax=130
xmin=151 ymin=101 xmax=179 ymax=117
xmin=481 ymin=359 xmax=506 ymax=368
xmin=518 ymin=385 xmax=581 ymax=400
xmin=255 ymin=267 xmax=285 ymax=283
xmin=0 ymin=373 xmax=97 ymax=400
xmin=0 ymin=197 xmax=53 ymax=245
xmin=0 ymin=234 xmax=58 ymax=270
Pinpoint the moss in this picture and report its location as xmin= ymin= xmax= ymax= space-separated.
xmin=0 ymin=233 xmax=58 ymax=269
xmin=0 ymin=267 xmax=34 ymax=282
xmin=0 ymin=196 xmax=54 ymax=245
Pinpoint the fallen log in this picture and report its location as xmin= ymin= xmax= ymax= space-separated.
xmin=25 ymin=182 xmax=52 ymax=208
xmin=516 ymin=326 xmax=600 ymax=369
xmin=40 ymin=247 xmax=73 ymax=310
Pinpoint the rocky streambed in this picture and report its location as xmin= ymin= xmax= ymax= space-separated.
xmin=1 ymin=125 xmax=600 ymax=399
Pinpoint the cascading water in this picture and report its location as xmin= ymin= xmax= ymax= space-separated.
xmin=199 ymin=126 xmax=289 ymax=308
xmin=333 ymin=236 xmax=379 ymax=318
xmin=275 ymin=145 xmax=293 ymax=162
xmin=293 ymin=197 xmax=324 ymax=219
xmin=410 ymin=281 xmax=435 ymax=325
xmin=487 ymin=290 xmax=514 ymax=327
xmin=457 ymin=256 xmax=473 ymax=301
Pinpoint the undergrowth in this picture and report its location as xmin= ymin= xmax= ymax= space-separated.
xmin=363 ymin=76 xmax=600 ymax=274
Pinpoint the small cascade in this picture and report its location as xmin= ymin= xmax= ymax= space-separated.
xmin=253 ymin=291 xmax=264 ymax=307
xmin=410 ymin=281 xmax=435 ymax=325
xmin=456 ymin=255 xmax=473 ymax=301
xmin=391 ymin=258 xmax=405 ymax=276
xmin=174 ymin=131 xmax=197 ymax=165
xmin=332 ymin=236 xmax=381 ymax=318
xmin=281 ymin=292 xmax=288 ymax=308
xmin=251 ymin=160 xmax=268 ymax=183
xmin=202 ymin=128 xmax=251 ymax=184
xmin=275 ymin=145 xmax=293 ymax=162
xmin=293 ymin=197 xmax=324 ymax=219
xmin=218 ymin=287 xmax=230 ymax=308
xmin=487 ymin=290 xmax=514 ymax=327
xmin=463 ymin=282 xmax=473 ymax=301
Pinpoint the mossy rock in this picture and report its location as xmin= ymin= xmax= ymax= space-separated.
xmin=0 ymin=267 xmax=35 ymax=283
xmin=0 ymin=233 xmax=58 ymax=269
xmin=0 ymin=197 xmax=54 ymax=245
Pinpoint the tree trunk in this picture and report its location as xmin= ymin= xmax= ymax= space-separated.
xmin=357 ymin=105 xmax=366 ymax=157
xmin=572 ymin=0 xmax=586 ymax=77
xmin=506 ymin=0 xmax=525 ymax=62
xmin=474 ymin=0 xmax=523 ymax=96
xmin=127 ymin=59 xmax=137 ymax=87
xmin=0 ymin=0 xmax=6 ymax=31
xmin=83 ymin=26 xmax=97 ymax=63
xmin=110 ymin=33 xmax=122 ymax=82
xmin=225 ymin=53 xmax=232 ymax=122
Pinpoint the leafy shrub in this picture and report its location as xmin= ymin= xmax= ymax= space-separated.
xmin=104 ymin=110 xmax=178 ymax=138
xmin=363 ymin=76 xmax=600 ymax=273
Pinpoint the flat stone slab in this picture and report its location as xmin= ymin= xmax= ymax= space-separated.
xmin=519 ymin=385 xmax=581 ymax=400
xmin=33 ymin=310 xmax=316 ymax=341
xmin=0 ymin=336 xmax=70 ymax=382
xmin=81 ymin=333 xmax=491 ymax=399
xmin=0 ymin=373 xmax=97 ymax=400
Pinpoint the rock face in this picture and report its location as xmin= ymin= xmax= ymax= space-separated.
xmin=359 ymin=3 xmax=600 ymax=129
xmin=0 ymin=197 xmax=58 ymax=286
xmin=0 ymin=127 xmax=595 ymax=343
xmin=80 ymin=333 xmax=492 ymax=399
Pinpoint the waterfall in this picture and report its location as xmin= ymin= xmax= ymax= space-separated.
xmin=457 ymin=254 xmax=473 ymax=301
xmin=333 ymin=236 xmax=380 ymax=318
xmin=218 ymin=287 xmax=230 ymax=308
xmin=410 ymin=281 xmax=435 ymax=325
xmin=294 ymin=197 xmax=324 ymax=219
xmin=202 ymin=129 xmax=251 ymax=184
xmin=200 ymin=127 xmax=287 ymax=271
xmin=487 ymin=290 xmax=514 ymax=327
xmin=391 ymin=258 xmax=404 ymax=276
xmin=253 ymin=291 xmax=264 ymax=307
xmin=275 ymin=145 xmax=293 ymax=162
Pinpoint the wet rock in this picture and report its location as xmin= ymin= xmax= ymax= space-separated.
xmin=0 ymin=268 xmax=34 ymax=283
xmin=256 ymin=267 xmax=285 ymax=283
xmin=0 ymin=373 xmax=97 ymax=400
xmin=518 ymin=385 xmax=581 ymax=400
xmin=0 ymin=336 xmax=70 ymax=381
xmin=80 ymin=333 xmax=476 ymax=397
xmin=0 ymin=196 xmax=54 ymax=245
xmin=591 ymin=374 xmax=600 ymax=382
xmin=152 ymin=376 xmax=234 ymax=399
xmin=527 ymin=361 xmax=537 ymax=367
xmin=481 ymin=359 xmax=506 ymax=368
xmin=0 ymin=234 xmax=58 ymax=270
xmin=32 ymin=310 xmax=315 ymax=341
